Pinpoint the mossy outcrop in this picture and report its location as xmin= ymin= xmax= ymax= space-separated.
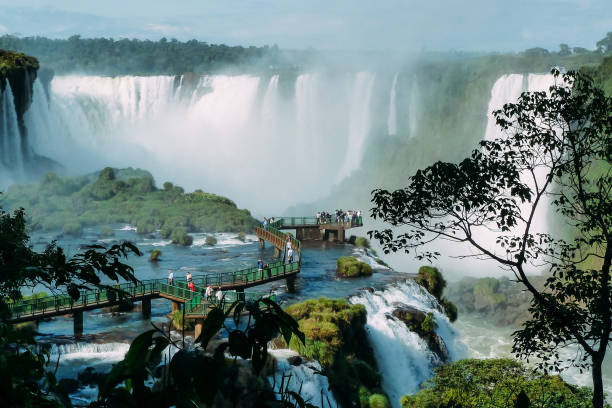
xmin=416 ymin=266 xmax=457 ymax=322
xmin=391 ymin=305 xmax=448 ymax=362
xmin=279 ymin=298 xmax=386 ymax=408
xmin=1 ymin=167 xmax=259 ymax=243
xmin=149 ymin=249 xmax=162 ymax=262
xmin=337 ymin=256 xmax=373 ymax=278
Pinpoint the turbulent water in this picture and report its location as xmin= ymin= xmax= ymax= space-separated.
xmin=0 ymin=83 xmax=23 ymax=180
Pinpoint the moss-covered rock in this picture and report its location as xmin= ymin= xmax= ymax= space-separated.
xmin=99 ymin=225 xmax=114 ymax=237
xmin=205 ymin=235 xmax=217 ymax=246
xmin=392 ymin=305 xmax=448 ymax=362
xmin=170 ymin=310 xmax=194 ymax=331
xmin=368 ymin=393 xmax=391 ymax=408
xmin=354 ymin=236 xmax=370 ymax=248
xmin=416 ymin=266 xmax=446 ymax=300
xmin=62 ymin=221 xmax=83 ymax=237
xmin=281 ymin=298 xmax=385 ymax=408
xmin=337 ymin=256 xmax=373 ymax=278
xmin=149 ymin=249 xmax=162 ymax=262
xmin=171 ymin=228 xmax=193 ymax=246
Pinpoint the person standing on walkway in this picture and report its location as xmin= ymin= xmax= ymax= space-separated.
xmin=188 ymin=281 xmax=195 ymax=292
xmin=287 ymin=247 xmax=294 ymax=263
xmin=168 ymin=269 xmax=174 ymax=285
xmin=216 ymin=287 xmax=224 ymax=305
xmin=263 ymin=217 xmax=268 ymax=231
xmin=206 ymin=285 xmax=214 ymax=301
xmin=186 ymin=271 xmax=192 ymax=283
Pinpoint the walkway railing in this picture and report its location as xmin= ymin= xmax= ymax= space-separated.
xmin=184 ymin=291 xmax=276 ymax=317
xmin=271 ymin=216 xmax=363 ymax=228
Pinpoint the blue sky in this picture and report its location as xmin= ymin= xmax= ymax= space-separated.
xmin=0 ymin=0 xmax=610 ymax=52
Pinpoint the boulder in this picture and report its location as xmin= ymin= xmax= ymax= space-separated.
xmin=391 ymin=305 xmax=448 ymax=362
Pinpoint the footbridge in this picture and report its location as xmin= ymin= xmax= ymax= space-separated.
xmin=8 ymin=223 xmax=302 ymax=337
xmin=264 ymin=216 xmax=363 ymax=242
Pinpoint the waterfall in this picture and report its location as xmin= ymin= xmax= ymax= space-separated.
xmin=0 ymin=83 xmax=23 ymax=174
xmin=49 ymin=341 xmax=131 ymax=364
xmin=387 ymin=73 xmax=398 ymax=136
xmin=350 ymin=281 xmax=465 ymax=408
xmin=269 ymin=349 xmax=338 ymax=407
xmin=484 ymin=74 xmax=524 ymax=141
xmin=261 ymin=75 xmax=279 ymax=131
xmin=336 ymin=72 xmax=376 ymax=182
xmin=408 ymin=76 xmax=420 ymax=138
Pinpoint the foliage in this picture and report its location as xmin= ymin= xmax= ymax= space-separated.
xmin=0 ymin=35 xmax=283 ymax=76
xmin=99 ymin=225 xmax=114 ymax=237
xmin=149 ymin=249 xmax=162 ymax=262
xmin=281 ymin=298 xmax=385 ymax=407
xmin=205 ymin=235 xmax=218 ymax=246
xmin=400 ymin=359 xmax=599 ymax=408
xmin=420 ymin=313 xmax=437 ymax=335
xmin=355 ymin=236 xmax=371 ymax=248
xmin=416 ymin=266 xmax=446 ymax=300
xmin=369 ymin=70 xmax=612 ymax=407
xmin=0 ymin=49 xmax=39 ymax=78
xmin=0 ymin=205 xmax=141 ymax=407
xmin=337 ymin=256 xmax=373 ymax=278
xmin=0 ymin=167 xmax=258 ymax=239
xmin=368 ymin=393 xmax=391 ymax=408
xmin=440 ymin=298 xmax=458 ymax=323
xmin=62 ymin=221 xmax=82 ymax=237
xmin=170 ymin=228 xmax=193 ymax=246
xmin=170 ymin=310 xmax=194 ymax=331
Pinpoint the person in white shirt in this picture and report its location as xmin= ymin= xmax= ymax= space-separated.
xmin=168 ymin=269 xmax=174 ymax=285
xmin=216 ymin=288 xmax=224 ymax=304
xmin=206 ymin=285 xmax=213 ymax=301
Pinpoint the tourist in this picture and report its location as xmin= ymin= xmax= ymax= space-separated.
xmin=168 ymin=269 xmax=174 ymax=285
xmin=186 ymin=271 xmax=192 ymax=283
xmin=287 ymin=247 xmax=294 ymax=263
xmin=206 ymin=285 xmax=214 ymax=301
xmin=257 ymin=258 xmax=264 ymax=276
xmin=263 ymin=217 xmax=268 ymax=231
xmin=188 ymin=281 xmax=195 ymax=292
xmin=286 ymin=238 xmax=292 ymax=251
xmin=216 ymin=287 xmax=224 ymax=304
xmin=316 ymin=212 xmax=321 ymax=224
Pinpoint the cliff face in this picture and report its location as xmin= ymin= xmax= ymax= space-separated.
xmin=0 ymin=49 xmax=39 ymax=136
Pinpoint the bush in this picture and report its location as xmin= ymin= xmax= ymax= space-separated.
xmin=99 ymin=225 xmax=114 ymax=237
xmin=401 ymin=358 xmax=596 ymax=408
xmin=205 ymin=235 xmax=217 ymax=246
xmin=136 ymin=220 xmax=156 ymax=234
xmin=150 ymin=249 xmax=162 ymax=262
xmin=441 ymin=298 xmax=458 ymax=322
xmin=368 ymin=394 xmax=390 ymax=408
xmin=62 ymin=222 xmax=83 ymax=236
xmin=171 ymin=228 xmax=193 ymax=246
xmin=354 ymin=236 xmax=370 ymax=248
xmin=416 ymin=266 xmax=446 ymax=300
xmin=337 ymin=256 xmax=373 ymax=278
xmin=170 ymin=310 xmax=194 ymax=331
xmin=420 ymin=312 xmax=437 ymax=334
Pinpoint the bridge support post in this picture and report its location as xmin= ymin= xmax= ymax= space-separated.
xmin=236 ymin=288 xmax=245 ymax=302
xmin=338 ymin=228 xmax=345 ymax=243
xmin=259 ymin=238 xmax=265 ymax=249
xmin=194 ymin=318 xmax=204 ymax=341
xmin=73 ymin=311 xmax=83 ymax=338
xmin=172 ymin=301 xmax=180 ymax=313
xmin=274 ymin=247 xmax=281 ymax=258
xmin=142 ymin=298 xmax=151 ymax=318
xmin=286 ymin=275 xmax=296 ymax=293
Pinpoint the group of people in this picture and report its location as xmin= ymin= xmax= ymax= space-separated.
xmin=261 ymin=217 xmax=276 ymax=231
xmin=316 ymin=209 xmax=362 ymax=226
xmin=167 ymin=269 xmax=224 ymax=304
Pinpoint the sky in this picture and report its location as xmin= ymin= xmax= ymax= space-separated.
xmin=0 ymin=0 xmax=610 ymax=52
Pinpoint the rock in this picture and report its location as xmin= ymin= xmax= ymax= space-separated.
xmin=391 ymin=305 xmax=449 ymax=362
xmin=149 ymin=249 xmax=162 ymax=262
xmin=58 ymin=378 xmax=80 ymax=394
xmin=287 ymin=355 xmax=302 ymax=366
xmin=337 ymin=256 xmax=373 ymax=278
xmin=78 ymin=366 xmax=102 ymax=386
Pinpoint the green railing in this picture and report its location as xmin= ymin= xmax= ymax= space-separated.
xmin=184 ymin=291 xmax=276 ymax=316
xmin=272 ymin=216 xmax=363 ymax=228
xmin=10 ymin=221 xmax=302 ymax=321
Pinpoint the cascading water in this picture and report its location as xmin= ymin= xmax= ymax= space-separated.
xmin=484 ymin=74 xmax=524 ymax=142
xmin=1 ymin=83 xmax=23 ymax=176
xmin=387 ymin=73 xmax=398 ymax=136
xmin=350 ymin=281 xmax=465 ymax=408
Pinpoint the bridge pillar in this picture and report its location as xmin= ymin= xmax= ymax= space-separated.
xmin=286 ymin=275 xmax=297 ymax=293
xmin=259 ymin=238 xmax=265 ymax=249
xmin=172 ymin=301 xmax=181 ymax=313
xmin=142 ymin=298 xmax=151 ymax=318
xmin=74 ymin=311 xmax=83 ymax=338
xmin=194 ymin=318 xmax=204 ymax=340
xmin=236 ymin=288 xmax=245 ymax=302
xmin=274 ymin=247 xmax=281 ymax=258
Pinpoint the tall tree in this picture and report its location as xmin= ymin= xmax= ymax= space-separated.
xmin=369 ymin=70 xmax=612 ymax=407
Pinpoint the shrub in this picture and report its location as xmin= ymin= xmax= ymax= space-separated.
xmin=205 ymin=235 xmax=217 ymax=246
xmin=136 ymin=220 xmax=156 ymax=234
xmin=171 ymin=310 xmax=194 ymax=331
xmin=171 ymin=228 xmax=193 ymax=246
xmin=416 ymin=266 xmax=446 ymax=300
xmin=420 ymin=312 xmax=437 ymax=334
xmin=150 ymin=249 xmax=162 ymax=262
xmin=99 ymin=225 xmax=114 ymax=237
xmin=337 ymin=256 xmax=373 ymax=278
xmin=368 ymin=394 xmax=390 ymax=408
xmin=441 ymin=298 xmax=458 ymax=322
xmin=354 ymin=236 xmax=370 ymax=248
xmin=62 ymin=222 xmax=83 ymax=236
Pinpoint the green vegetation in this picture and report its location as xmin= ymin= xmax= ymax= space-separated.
xmin=205 ymin=235 xmax=217 ymax=246
xmin=0 ymin=49 xmax=39 ymax=78
xmin=415 ymin=266 xmax=457 ymax=322
xmin=149 ymin=249 xmax=162 ymax=262
xmin=1 ymin=167 xmax=258 ymax=244
xmin=337 ymin=256 xmax=373 ymax=278
xmin=281 ymin=298 xmax=385 ymax=407
xmin=99 ymin=225 xmax=114 ymax=237
xmin=62 ymin=221 xmax=83 ymax=237
xmin=170 ymin=310 xmax=194 ymax=331
xmin=354 ymin=236 xmax=370 ymax=248
xmin=368 ymin=393 xmax=391 ymax=408
xmin=400 ymin=359 xmax=600 ymax=408
xmin=0 ymin=35 xmax=282 ymax=75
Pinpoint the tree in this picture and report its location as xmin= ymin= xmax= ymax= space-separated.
xmin=369 ymin=70 xmax=611 ymax=407
xmin=559 ymin=43 xmax=572 ymax=56
xmin=597 ymin=32 xmax=612 ymax=54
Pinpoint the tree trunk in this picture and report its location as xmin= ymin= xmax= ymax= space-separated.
xmin=592 ymin=355 xmax=604 ymax=408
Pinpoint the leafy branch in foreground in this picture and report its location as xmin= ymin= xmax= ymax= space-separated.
xmin=369 ymin=69 xmax=611 ymax=408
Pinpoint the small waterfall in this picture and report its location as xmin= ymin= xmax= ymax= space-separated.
xmin=49 ymin=342 xmax=131 ymax=363
xmin=0 ymin=83 xmax=23 ymax=174
xmin=269 ymin=349 xmax=338 ymax=407
xmin=350 ymin=281 xmax=465 ymax=408
xmin=261 ymin=75 xmax=279 ymax=131
xmin=387 ymin=73 xmax=398 ymax=136
xmin=484 ymin=74 xmax=524 ymax=141
xmin=408 ymin=76 xmax=420 ymax=138
xmin=336 ymin=71 xmax=376 ymax=182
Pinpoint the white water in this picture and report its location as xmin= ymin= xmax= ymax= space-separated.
xmin=24 ymin=72 xmax=379 ymax=214
xmin=1 ymin=83 xmax=23 ymax=179
xmin=387 ymin=73 xmax=398 ymax=136
xmin=484 ymin=74 xmax=524 ymax=142
xmin=269 ymin=349 xmax=337 ymax=408
xmin=350 ymin=281 xmax=465 ymax=407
